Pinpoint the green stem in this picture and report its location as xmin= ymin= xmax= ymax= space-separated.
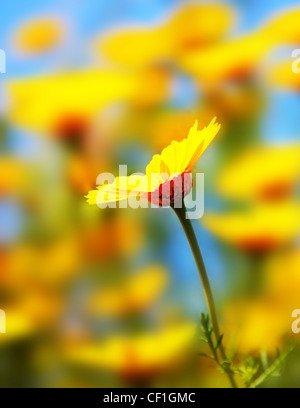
xmin=249 ymin=347 xmax=294 ymax=389
xmin=173 ymin=202 xmax=238 ymax=389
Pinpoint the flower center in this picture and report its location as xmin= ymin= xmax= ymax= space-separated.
xmin=147 ymin=172 xmax=193 ymax=207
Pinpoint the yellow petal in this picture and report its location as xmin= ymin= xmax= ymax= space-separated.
xmin=86 ymin=175 xmax=150 ymax=205
xmin=86 ymin=119 xmax=220 ymax=205
xmin=146 ymin=118 xmax=220 ymax=178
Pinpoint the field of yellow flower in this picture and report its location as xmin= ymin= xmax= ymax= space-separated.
xmin=0 ymin=1 xmax=299 ymax=388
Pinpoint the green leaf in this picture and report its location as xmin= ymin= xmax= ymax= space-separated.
xmin=215 ymin=334 xmax=224 ymax=351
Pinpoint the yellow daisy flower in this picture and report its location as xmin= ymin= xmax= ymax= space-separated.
xmin=86 ymin=118 xmax=220 ymax=207
xmin=85 ymin=117 xmax=237 ymax=388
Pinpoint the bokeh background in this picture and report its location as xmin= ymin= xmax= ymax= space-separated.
xmin=0 ymin=0 xmax=300 ymax=388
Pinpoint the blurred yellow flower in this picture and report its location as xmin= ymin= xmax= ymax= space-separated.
xmin=265 ymin=249 xmax=300 ymax=311
xmin=263 ymin=8 xmax=300 ymax=44
xmin=15 ymin=290 xmax=64 ymax=328
xmin=203 ymin=201 xmax=300 ymax=253
xmin=81 ymin=214 xmax=144 ymax=260
xmin=224 ymin=300 xmax=288 ymax=355
xmin=200 ymin=85 xmax=264 ymax=121
xmin=64 ymin=323 xmax=196 ymax=376
xmin=3 ymin=236 xmax=81 ymax=289
xmin=0 ymin=309 xmax=34 ymax=344
xmin=180 ymin=33 xmax=272 ymax=83
xmin=130 ymin=66 xmax=170 ymax=108
xmin=270 ymin=61 xmax=300 ymax=91
xmin=97 ymin=27 xmax=171 ymax=68
xmin=167 ymin=2 xmax=234 ymax=51
xmin=12 ymin=17 xmax=65 ymax=55
xmin=224 ymin=249 xmax=300 ymax=354
xmin=38 ymin=237 xmax=82 ymax=286
xmin=86 ymin=119 xmax=220 ymax=206
xmin=0 ymin=294 xmax=62 ymax=344
xmin=87 ymin=265 xmax=169 ymax=317
xmin=6 ymin=69 xmax=170 ymax=134
xmin=0 ymin=158 xmax=27 ymax=196
xmin=147 ymin=110 xmax=212 ymax=151
xmin=96 ymin=3 xmax=234 ymax=67
xmin=68 ymin=155 xmax=101 ymax=194
xmin=181 ymin=7 xmax=300 ymax=84
xmin=217 ymin=145 xmax=300 ymax=201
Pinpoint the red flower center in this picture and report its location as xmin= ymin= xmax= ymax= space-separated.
xmin=147 ymin=172 xmax=193 ymax=207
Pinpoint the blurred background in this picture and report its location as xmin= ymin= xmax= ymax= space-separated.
xmin=0 ymin=0 xmax=300 ymax=388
